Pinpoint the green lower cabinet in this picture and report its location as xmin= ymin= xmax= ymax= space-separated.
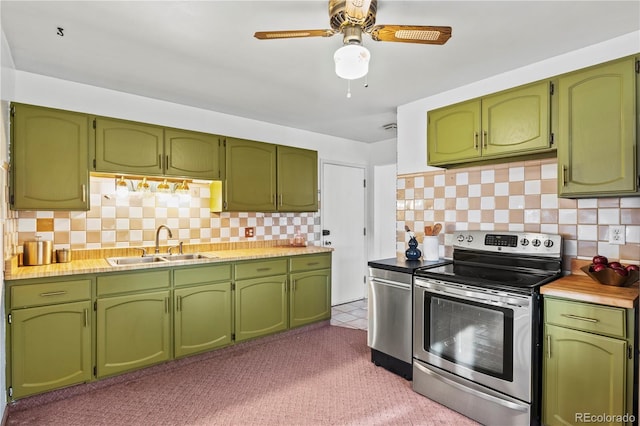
xmin=10 ymin=301 xmax=92 ymax=399
xmin=543 ymin=324 xmax=627 ymax=425
xmin=96 ymin=290 xmax=171 ymax=378
xmin=234 ymin=276 xmax=288 ymax=342
xmin=289 ymin=269 xmax=331 ymax=328
xmin=174 ymin=282 xmax=232 ymax=358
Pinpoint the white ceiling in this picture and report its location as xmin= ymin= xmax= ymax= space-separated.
xmin=2 ymin=1 xmax=639 ymax=143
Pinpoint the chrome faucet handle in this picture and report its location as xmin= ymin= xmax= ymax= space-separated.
xmin=136 ymin=247 xmax=148 ymax=257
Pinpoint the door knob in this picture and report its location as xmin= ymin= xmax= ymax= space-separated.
xmin=324 ymin=241 xmax=332 ymax=246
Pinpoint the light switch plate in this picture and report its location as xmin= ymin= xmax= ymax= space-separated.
xmin=609 ymin=225 xmax=626 ymax=245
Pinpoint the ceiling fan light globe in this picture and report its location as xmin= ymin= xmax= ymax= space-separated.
xmin=334 ymin=44 xmax=370 ymax=80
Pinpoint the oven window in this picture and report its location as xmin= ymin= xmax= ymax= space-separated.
xmin=426 ymin=294 xmax=514 ymax=381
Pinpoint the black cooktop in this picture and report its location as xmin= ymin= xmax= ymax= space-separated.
xmin=414 ymin=263 xmax=560 ymax=291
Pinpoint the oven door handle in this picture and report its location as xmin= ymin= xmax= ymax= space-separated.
xmin=414 ymin=362 xmax=528 ymax=413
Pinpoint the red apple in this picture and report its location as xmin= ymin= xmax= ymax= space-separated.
xmin=613 ymin=267 xmax=629 ymax=277
xmin=626 ymin=264 xmax=639 ymax=272
xmin=592 ymin=255 xmax=608 ymax=265
xmin=591 ymin=263 xmax=607 ymax=272
xmin=608 ymin=261 xmax=622 ymax=269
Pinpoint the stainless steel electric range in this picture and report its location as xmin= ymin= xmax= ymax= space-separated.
xmin=412 ymin=230 xmax=563 ymax=426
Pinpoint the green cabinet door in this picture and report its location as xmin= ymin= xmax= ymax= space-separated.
xmin=427 ymin=99 xmax=481 ymax=165
xmin=543 ymin=324 xmax=627 ymax=426
xmin=96 ymin=290 xmax=171 ymax=378
xmin=277 ymin=146 xmax=318 ymax=212
xmin=174 ymin=282 xmax=232 ymax=358
xmin=164 ymin=128 xmax=221 ymax=179
xmin=234 ymin=275 xmax=288 ymax=342
xmin=94 ymin=117 xmax=164 ymax=176
xmin=10 ymin=103 xmax=90 ymax=210
xmin=10 ymin=301 xmax=92 ymax=399
xmin=289 ymin=269 xmax=331 ymax=328
xmin=558 ymin=57 xmax=637 ymax=197
xmin=482 ymin=81 xmax=551 ymax=158
xmin=224 ymin=137 xmax=277 ymax=211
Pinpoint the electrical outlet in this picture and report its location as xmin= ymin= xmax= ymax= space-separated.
xmin=244 ymin=227 xmax=255 ymax=238
xmin=609 ymin=225 xmax=626 ymax=245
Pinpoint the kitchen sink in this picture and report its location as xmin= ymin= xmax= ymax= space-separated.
xmin=163 ymin=253 xmax=209 ymax=261
xmin=106 ymin=253 xmax=213 ymax=267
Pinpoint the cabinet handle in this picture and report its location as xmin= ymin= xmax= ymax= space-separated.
xmin=292 ymin=280 xmax=296 ymax=292
xmin=547 ymin=335 xmax=551 ymax=359
xmin=561 ymin=313 xmax=599 ymax=323
xmin=482 ymin=130 xmax=488 ymax=149
xmin=307 ymin=262 xmax=319 ymax=266
xmin=165 ymin=155 xmax=169 ymax=170
xmin=165 ymin=297 xmax=169 ymax=313
xmin=562 ymin=165 xmax=568 ymax=187
xmin=158 ymin=154 xmax=162 ymax=169
xmin=84 ymin=308 xmax=88 ymax=327
xmin=177 ymin=296 xmax=182 ymax=311
xmin=474 ymin=132 xmax=479 ymax=150
xmin=40 ymin=290 xmax=67 ymax=297
xmin=279 ymin=194 xmax=283 ymax=207
xmin=256 ymin=267 xmax=272 ymax=272
xmin=81 ymin=184 xmax=86 ymax=203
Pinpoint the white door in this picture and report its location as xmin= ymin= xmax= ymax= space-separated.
xmin=322 ymin=162 xmax=366 ymax=305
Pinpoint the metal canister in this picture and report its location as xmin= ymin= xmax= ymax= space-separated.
xmin=23 ymin=237 xmax=53 ymax=266
xmin=56 ymin=248 xmax=72 ymax=263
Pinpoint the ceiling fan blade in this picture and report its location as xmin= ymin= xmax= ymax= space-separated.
xmin=370 ymin=25 xmax=452 ymax=45
xmin=345 ymin=0 xmax=373 ymax=23
xmin=254 ymin=29 xmax=336 ymax=40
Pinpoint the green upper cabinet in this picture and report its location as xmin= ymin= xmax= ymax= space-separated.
xmin=223 ymin=137 xmax=318 ymax=212
xmin=427 ymin=99 xmax=482 ymax=165
xmin=427 ymin=81 xmax=554 ymax=166
xmin=224 ymin=137 xmax=277 ymax=211
xmin=277 ymin=145 xmax=318 ymax=212
xmin=10 ymin=103 xmax=90 ymax=210
xmin=94 ymin=117 xmax=164 ymax=175
xmin=94 ymin=118 xmax=221 ymax=179
xmin=164 ymin=128 xmax=221 ymax=179
xmin=557 ymin=56 xmax=638 ymax=198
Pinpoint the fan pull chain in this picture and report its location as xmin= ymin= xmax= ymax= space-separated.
xmin=347 ymin=80 xmax=352 ymax=98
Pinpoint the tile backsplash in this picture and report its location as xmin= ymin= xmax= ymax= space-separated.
xmin=397 ymin=158 xmax=640 ymax=267
xmin=6 ymin=175 xmax=320 ymax=255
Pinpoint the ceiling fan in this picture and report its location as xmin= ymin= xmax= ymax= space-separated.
xmin=254 ymin=0 xmax=452 ymax=84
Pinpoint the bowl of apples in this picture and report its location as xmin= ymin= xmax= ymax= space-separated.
xmin=581 ymin=255 xmax=640 ymax=287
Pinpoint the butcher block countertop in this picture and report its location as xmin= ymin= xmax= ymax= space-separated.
xmin=4 ymin=241 xmax=333 ymax=281
xmin=541 ymin=259 xmax=639 ymax=309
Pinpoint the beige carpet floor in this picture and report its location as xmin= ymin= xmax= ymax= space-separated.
xmin=7 ymin=324 xmax=479 ymax=425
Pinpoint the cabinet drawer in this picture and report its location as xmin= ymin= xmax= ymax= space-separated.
xmin=545 ymin=297 xmax=627 ymax=338
xmin=97 ymin=270 xmax=171 ymax=296
xmin=11 ymin=279 xmax=91 ymax=308
xmin=235 ymin=259 xmax=288 ymax=280
xmin=174 ymin=263 xmax=232 ymax=287
xmin=289 ymin=254 xmax=331 ymax=273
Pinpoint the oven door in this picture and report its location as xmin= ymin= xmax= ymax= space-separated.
xmin=413 ymin=277 xmax=535 ymax=402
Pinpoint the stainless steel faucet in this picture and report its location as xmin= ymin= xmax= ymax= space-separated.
xmin=155 ymin=225 xmax=173 ymax=254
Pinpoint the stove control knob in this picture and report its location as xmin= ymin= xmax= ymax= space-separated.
xmin=532 ymin=239 xmax=541 ymax=247
xmin=467 ymin=235 xmax=474 ymax=243
xmin=520 ymin=238 xmax=529 ymax=246
xmin=544 ymin=239 xmax=554 ymax=248
xmin=457 ymin=234 xmax=465 ymax=242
